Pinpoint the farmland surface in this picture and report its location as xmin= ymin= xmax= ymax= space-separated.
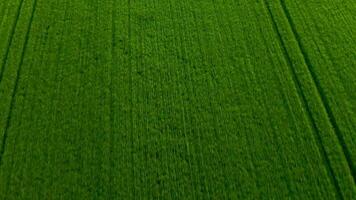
xmin=0 ymin=0 xmax=355 ymax=199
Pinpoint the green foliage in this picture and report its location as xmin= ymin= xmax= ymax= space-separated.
xmin=0 ymin=0 xmax=355 ymax=199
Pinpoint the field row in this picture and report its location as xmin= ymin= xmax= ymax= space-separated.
xmin=0 ymin=0 xmax=355 ymax=198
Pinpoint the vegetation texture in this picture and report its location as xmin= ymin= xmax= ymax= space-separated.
xmin=0 ymin=0 xmax=355 ymax=199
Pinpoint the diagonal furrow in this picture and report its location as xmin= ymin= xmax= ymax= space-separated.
xmin=0 ymin=0 xmax=38 ymax=166
xmin=278 ymin=0 xmax=356 ymax=184
xmin=261 ymin=1 xmax=344 ymax=198
xmin=0 ymin=0 xmax=26 ymax=85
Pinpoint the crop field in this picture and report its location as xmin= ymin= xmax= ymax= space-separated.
xmin=0 ymin=0 xmax=355 ymax=199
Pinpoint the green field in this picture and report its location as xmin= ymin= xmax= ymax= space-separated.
xmin=0 ymin=0 xmax=355 ymax=199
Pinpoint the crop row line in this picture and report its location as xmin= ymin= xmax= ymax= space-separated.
xmin=0 ymin=0 xmax=26 ymax=85
xmin=277 ymin=0 xmax=356 ymax=184
xmin=261 ymin=1 xmax=344 ymax=198
xmin=0 ymin=0 xmax=38 ymax=167
xmin=109 ymin=0 xmax=117 ymax=198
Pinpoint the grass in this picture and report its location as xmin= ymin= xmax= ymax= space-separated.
xmin=0 ymin=0 xmax=355 ymax=199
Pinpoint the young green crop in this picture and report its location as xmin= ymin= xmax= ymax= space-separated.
xmin=0 ymin=0 xmax=355 ymax=199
